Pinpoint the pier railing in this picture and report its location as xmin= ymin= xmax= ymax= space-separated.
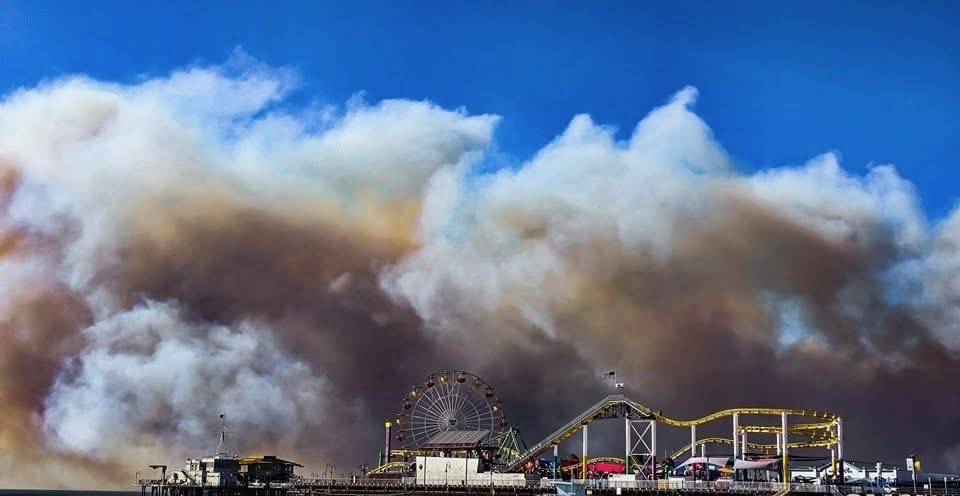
xmin=293 ymin=477 xmax=537 ymax=488
xmin=551 ymin=479 xmax=836 ymax=493
xmin=141 ymin=476 xmax=960 ymax=496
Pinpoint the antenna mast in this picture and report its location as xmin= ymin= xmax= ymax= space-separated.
xmin=216 ymin=413 xmax=228 ymax=456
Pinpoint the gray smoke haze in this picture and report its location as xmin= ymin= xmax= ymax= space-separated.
xmin=0 ymin=54 xmax=958 ymax=488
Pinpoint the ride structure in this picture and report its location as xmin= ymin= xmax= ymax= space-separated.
xmin=374 ymin=370 xmax=527 ymax=476
xmin=502 ymin=394 xmax=843 ymax=483
xmin=371 ymin=371 xmax=846 ymax=484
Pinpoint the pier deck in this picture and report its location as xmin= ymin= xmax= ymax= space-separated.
xmin=140 ymin=478 xmax=960 ymax=496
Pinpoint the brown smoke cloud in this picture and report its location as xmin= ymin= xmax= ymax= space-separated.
xmin=0 ymin=56 xmax=959 ymax=489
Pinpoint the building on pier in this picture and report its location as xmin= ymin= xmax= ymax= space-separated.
xmin=168 ymin=455 xmax=240 ymax=487
xmin=239 ymin=455 xmax=302 ymax=484
xmin=142 ymin=414 xmax=302 ymax=490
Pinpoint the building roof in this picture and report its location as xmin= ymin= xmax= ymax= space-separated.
xmin=238 ymin=455 xmax=303 ymax=467
xmin=423 ymin=430 xmax=491 ymax=448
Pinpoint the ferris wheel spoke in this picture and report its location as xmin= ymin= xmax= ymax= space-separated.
xmin=436 ymin=382 xmax=451 ymax=419
xmin=458 ymin=398 xmax=476 ymax=425
xmin=410 ymin=427 xmax=440 ymax=442
xmin=453 ymin=382 xmax=468 ymax=418
xmin=414 ymin=422 xmax=440 ymax=434
xmin=410 ymin=413 xmax=443 ymax=424
xmin=423 ymin=386 xmax=446 ymax=429
xmin=465 ymin=398 xmax=484 ymax=420
xmin=421 ymin=386 xmax=448 ymax=421
xmin=436 ymin=381 xmax=454 ymax=419
xmin=451 ymin=388 xmax=468 ymax=419
xmin=414 ymin=387 xmax=440 ymax=420
xmin=446 ymin=384 xmax=458 ymax=418
xmin=419 ymin=397 xmax=445 ymax=423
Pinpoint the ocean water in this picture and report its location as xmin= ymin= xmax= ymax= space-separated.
xmin=0 ymin=491 xmax=139 ymax=496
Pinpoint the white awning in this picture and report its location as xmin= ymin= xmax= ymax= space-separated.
xmin=676 ymin=456 xmax=731 ymax=469
xmin=733 ymin=459 xmax=780 ymax=470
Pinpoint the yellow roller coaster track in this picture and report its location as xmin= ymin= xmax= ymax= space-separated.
xmin=633 ymin=403 xmax=837 ymax=427
xmin=667 ymin=437 xmax=839 ymax=461
xmin=366 ymin=461 xmax=408 ymax=476
xmin=559 ymin=457 xmax=625 ymax=472
xmin=738 ymin=423 xmax=835 ymax=433
xmin=505 ymin=395 xmax=840 ymax=472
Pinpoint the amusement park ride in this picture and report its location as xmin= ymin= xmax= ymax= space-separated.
xmin=371 ymin=370 xmax=528 ymax=476
xmin=369 ymin=370 xmax=847 ymax=485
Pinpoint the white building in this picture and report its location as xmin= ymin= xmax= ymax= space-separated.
xmin=791 ymin=461 xmax=907 ymax=484
xmin=413 ymin=456 xmax=528 ymax=486
xmin=167 ymin=455 xmax=240 ymax=487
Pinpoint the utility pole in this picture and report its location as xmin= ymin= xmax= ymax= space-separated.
xmin=908 ymin=456 xmax=918 ymax=495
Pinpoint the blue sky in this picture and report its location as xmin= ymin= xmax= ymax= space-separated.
xmin=1 ymin=0 xmax=958 ymax=217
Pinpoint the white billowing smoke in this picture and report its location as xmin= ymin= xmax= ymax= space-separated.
xmin=746 ymin=154 xmax=926 ymax=253
xmin=43 ymin=301 xmax=326 ymax=457
xmin=381 ymin=87 xmax=928 ymax=345
xmin=0 ymin=53 xmax=496 ymax=304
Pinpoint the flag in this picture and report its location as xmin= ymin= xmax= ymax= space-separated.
xmin=604 ymin=371 xmax=615 ymax=377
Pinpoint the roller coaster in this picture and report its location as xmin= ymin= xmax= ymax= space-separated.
xmin=501 ymin=394 xmax=841 ymax=479
xmin=374 ymin=371 xmax=844 ymax=484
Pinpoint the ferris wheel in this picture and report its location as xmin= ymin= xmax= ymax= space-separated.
xmin=394 ymin=370 xmax=507 ymax=449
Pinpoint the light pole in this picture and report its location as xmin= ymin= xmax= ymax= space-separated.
xmin=908 ymin=456 xmax=918 ymax=495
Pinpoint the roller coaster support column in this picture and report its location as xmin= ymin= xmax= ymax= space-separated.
xmin=690 ymin=425 xmax=697 ymax=459
xmin=776 ymin=430 xmax=781 ymax=455
xmin=830 ymin=448 xmax=836 ymax=480
xmin=553 ymin=444 xmax=559 ymax=479
xmin=741 ymin=434 xmax=747 ymax=457
xmin=781 ymin=412 xmax=789 ymax=485
xmin=732 ymin=413 xmax=740 ymax=459
xmin=627 ymin=419 xmax=659 ymax=481
xmin=582 ymin=423 xmax=588 ymax=479
xmin=837 ymin=417 xmax=845 ymax=484
xmin=652 ymin=420 xmax=658 ymax=481
xmin=625 ymin=417 xmax=630 ymax=474
xmin=383 ymin=421 xmax=392 ymax=466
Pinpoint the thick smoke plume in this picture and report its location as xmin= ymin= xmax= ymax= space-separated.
xmin=0 ymin=54 xmax=958 ymax=488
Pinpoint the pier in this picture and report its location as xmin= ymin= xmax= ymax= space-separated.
xmin=139 ymin=477 xmax=960 ymax=496
xmin=139 ymin=371 xmax=960 ymax=496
